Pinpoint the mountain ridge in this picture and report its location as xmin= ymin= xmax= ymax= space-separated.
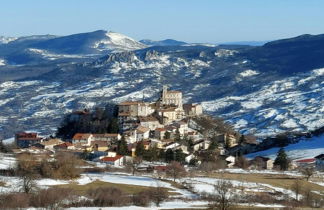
xmin=0 ymin=31 xmax=323 ymax=139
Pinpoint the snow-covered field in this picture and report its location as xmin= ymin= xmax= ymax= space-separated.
xmin=0 ymin=153 xmax=16 ymax=169
xmin=246 ymin=134 xmax=324 ymax=160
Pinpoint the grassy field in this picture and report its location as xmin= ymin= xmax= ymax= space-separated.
xmin=204 ymin=172 xmax=324 ymax=199
xmin=56 ymin=180 xmax=178 ymax=196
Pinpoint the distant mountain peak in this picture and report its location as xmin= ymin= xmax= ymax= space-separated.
xmin=140 ymin=39 xmax=187 ymax=46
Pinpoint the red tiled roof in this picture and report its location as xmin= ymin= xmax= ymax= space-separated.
xmin=101 ymin=155 xmax=123 ymax=162
xmin=55 ymin=142 xmax=73 ymax=148
xmin=72 ymin=133 xmax=92 ymax=140
xmin=16 ymin=132 xmax=42 ymax=141
xmin=296 ymin=158 xmax=315 ymax=163
xmin=155 ymin=128 xmax=166 ymax=132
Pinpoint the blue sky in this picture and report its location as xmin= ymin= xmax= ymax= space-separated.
xmin=1 ymin=0 xmax=324 ymax=43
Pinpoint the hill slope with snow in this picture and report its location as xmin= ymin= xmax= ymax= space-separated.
xmin=0 ymin=32 xmax=323 ymax=141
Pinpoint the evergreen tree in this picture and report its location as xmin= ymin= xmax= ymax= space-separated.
xmin=175 ymin=149 xmax=186 ymax=163
xmin=150 ymin=146 xmax=159 ymax=162
xmin=117 ymin=135 xmax=128 ymax=155
xmin=164 ymin=131 xmax=171 ymax=139
xmin=165 ymin=149 xmax=174 ymax=162
xmin=158 ymin=149 xmax=166 ymax=161
xmin=274 ymin=148 xmax=289 ymax=170
xmin=239 ymin=135 xmax=246 ymax=144
xmin=188 ymin=138 xmax=194 ymax=153
xmin=135 ymin=141 xmax=145 ymax=157
xmin=208 ymin=139 xmax=218 ymax=151
xmin=107 ymin=118 xmax=119 ymax=133
xmin=175 ymin=128 xmax=181 ymax=141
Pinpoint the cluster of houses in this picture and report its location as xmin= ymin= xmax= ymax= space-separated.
xmin=12 ymin=86 xmax=324 ymax=171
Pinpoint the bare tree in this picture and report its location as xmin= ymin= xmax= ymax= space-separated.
xmin=149 ymin=183 xmax=168 ymax=207
xmin=165 ymin=161 xmax=186 ymax=182
xmin=212 ymin=180 xmax=235 ymax=210
xmin=300 ymin=167 xmax=314 ymax=181
xmin=20 ymin=175 xmax=35 ymax=194
xmin=126 ymin=157 xmax=142 ymax=176
xmin=291 ymin=179 xmax=302 ymax=201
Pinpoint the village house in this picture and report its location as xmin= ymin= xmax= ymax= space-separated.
xmin=100 ymin=152 xmax=124 ymax=166
xmin=54 ymin=142 xmax=75 ymax=150
xmin=150 ymin=139 xmax=164 ymax=149
xmin=72 ymin=133 xmax=93 ymax=145
xmin=171 ymin=121 xmax=189 ymax=136
xmin=136 ymin=126 xmax=150 ymax=141
xmin=187 ymin=131 xmax=201 ymax=141
xmin=92 ymin=133 xmax=121 ymax=142
xmin=183 ymin=103 xmax=203 ymax=116
xmin=156 ymin=107 xmax=184 ymax=124
xmin=90 ymin=140 xmax=109 ymax=152
xmin=72 ymin=133 xmax=121 ymax=146
xmin=154 ymin=127 xmax=167 ymax=140
xmin=139 ymin=116 xmax=161 ymax=130
xmin=250 ymin=156 xmax=274 ymax=170
xmin=165 ymin=142 xmax=180 ymax=150
xmin=15 ymin=132 xmax=43 ymax=148
xmin=192 ymin=139 xmax=210 ymax=151
xmin=295 ymin=158 xmax=315 ymax=168
xmin=118 ymin=101 xmax=155 ymax=118
xmin=39 ymin=138 xmax=64 ymax=150
xmin=315 ymin=154 xmax=324 ymax=171
xmin=216 ymin=133 xmax=238 ymax=148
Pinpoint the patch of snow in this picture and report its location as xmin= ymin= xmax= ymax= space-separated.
xmin=215 ymin=49 xmax=237 ymax=57
xmin=0 ymin=153 xmax=16 ymax=169
xmin=0 ymin=58 xmax=6 ymax=66
xmin=2 ymin=137 xmax=15 ymax=145
xmin=281 ymin=119 xmax=298 ymax=128
xmin=241 ymin=101 xmax=262 ymax=109
xmin=239 ymin=69 xmax=259 ymax=77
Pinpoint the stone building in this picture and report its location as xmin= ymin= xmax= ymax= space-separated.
xmin=183 ymin=104 xmax=203 ymax=116
xmin=118 ymin=101 xmax=155 ymax=118
xmin=159 ymin=86 xmax=183 ymax=109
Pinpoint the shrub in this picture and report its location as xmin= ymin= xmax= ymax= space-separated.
xmin=87 ymin=187 xmax=130 ymax=206
xmin=0 ymin=193 xmax=30 ymax=208
xmin=133 ymin=191 xmax=151 ymax=206
xmin=146 ymin=186 xmax=168 ymax=207
xmin=30 ymin=188 xmax=74 ymax=208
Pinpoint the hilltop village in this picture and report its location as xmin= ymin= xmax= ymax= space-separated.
xmin=11 ymin=86 xmax=324 ymax=172
xmin=12 ymin=86 xmax=250 ymax=168
xmin=2 ymin=86 xmax=323 ymax=209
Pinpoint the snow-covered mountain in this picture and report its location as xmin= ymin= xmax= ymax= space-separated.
xmin=0 ymin=36 xmax=17 ymax=44
xmin=0 ymin=32 xmax=323 ymax=140
xmin=0 ymin=30 xmax=146 ymax=65
xmin=140 ymin=39 xmax=187 ymax=46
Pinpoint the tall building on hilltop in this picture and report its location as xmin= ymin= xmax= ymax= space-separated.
xmin=159 ymin=85 xmax=183 ymax=109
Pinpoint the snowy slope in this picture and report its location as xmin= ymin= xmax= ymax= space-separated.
xmin=93 ymin=31 xmax=147 ymax=51
xmin=0 ymin=36 xmax=17 ymax=44
xmin=246 ymin=134 xmax=324 ymax=160
xmin=0 ymin=33 xmax=323 ymax=140
xmin=0 ymin=58 xmax=5 ymax=66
